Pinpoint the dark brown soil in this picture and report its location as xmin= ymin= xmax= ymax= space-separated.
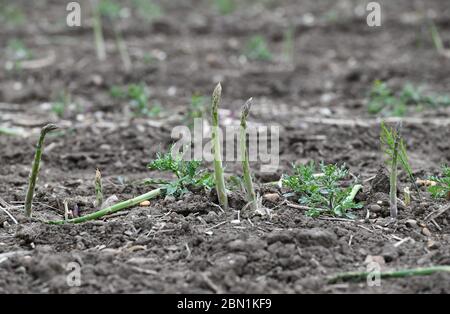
xmin=1 ymin=0 xmax=449 ymax=294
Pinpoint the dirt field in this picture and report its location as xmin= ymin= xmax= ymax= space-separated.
xmin=1 ymin=0 xmax=449 ymax=293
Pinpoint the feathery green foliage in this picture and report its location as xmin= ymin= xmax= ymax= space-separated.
xmin=148 ymin=149 xmax=214 ymax=197
xmin=283 ymin=162 xmax=362 ymax=218
xmin=380 ymin=122 xmax=414 ymax=183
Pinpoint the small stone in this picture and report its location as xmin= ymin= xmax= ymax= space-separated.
xmin=420 ymin=202 xmax=429 ymax=209
xmin=164 ymin=195 xmax=176 ymax=203
xmin=263 ymin=193 xmax=281 ymax=203
xmin=422 ymin=228 xmax=432 ymax=237
xmin=369 ymin=204 xmax=382 ymax=213
xmin=427 ymin=239 xmax=440 ymax=250
xmin=405 ymin=219 xmax=418 ymax=228
xmin=139 ymin=200 xmax=150 ymax=207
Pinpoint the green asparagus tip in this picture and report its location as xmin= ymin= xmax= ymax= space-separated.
xmin=42 ymin=124 xmax=58 ymax=134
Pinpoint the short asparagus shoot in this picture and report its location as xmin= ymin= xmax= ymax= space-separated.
xmin=240 ymin=98 xmax=257 ymax=211
xmin=211 ymin=83 xmax=228 ymax=210
xmin=95 ymin=168 xmax=103 ymax=208
xmin=24 ymin=124 xmax=58 ymax=217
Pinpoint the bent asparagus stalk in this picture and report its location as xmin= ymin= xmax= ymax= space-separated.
xmin=24 ymin=124 xmax=58 ymax=217
xmin=48 ymin=188 xmax=162 ymax=224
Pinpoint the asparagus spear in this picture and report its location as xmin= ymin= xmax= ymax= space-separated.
xmin=240 ymin=98 xmax=257 ymax=211
xmin=211 ymin=83 xmax=228 ymax=210
xmin=24 ymin=124 xmax=58 ymax=217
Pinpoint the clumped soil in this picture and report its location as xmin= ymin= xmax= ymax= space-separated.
xmin=1 ymin=0 xmax=450 ymax=293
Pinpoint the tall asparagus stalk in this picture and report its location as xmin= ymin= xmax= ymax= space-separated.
xmin=91 ymin=0 xmax=106 ymax=61
xmin=211 ymin=83 xmax=228 ymax=210
xmin=25 ymin=124 xmax=58 ymax=217
xmin=240 ymin=98 xmax=257 ymax=211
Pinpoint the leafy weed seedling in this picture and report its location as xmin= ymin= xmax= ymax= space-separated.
xmin=147 ymin=149 xmax=214 ymax=197
xmin=185 ymin=94 xmax=208 ymax=128
xmin=282 ymin=162 xmax=362 ymax=218
xmin=6 ymin=39 xmax=32 ymax=70
xmin=428 ymin=165 xmax=450 ymax=200
xmin=133 ymin=0 xmax=162 ymax=22
xmin=51 ymin=90 xmax=72 ymax=118
xmin=214 ymin=0 xmax=236 ymax=15
xmin=0 ymin=4 xmax=25 ymax=26
xmin=111 ymin=84 xmax=160 ymax=117
xmin=244 ymin=36 xmax=272 ymax=61
xmin=368 ymin=80 xmax=450 ymax=116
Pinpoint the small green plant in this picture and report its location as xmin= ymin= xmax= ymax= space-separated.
xmin=25 ymin=124 xmax=58 ymax=218
xmin=185 ymin=94 xmax=208 ymax=127
xmin=282 ymin=162 xmax=362 ymax=218
xmin=213 ymin=0 xmax=236 ymax=15
xmin=211 ymin=83 xmax=229 ymax=210
xmin=244 ymin=36 xmax=272 ymax=61
xmin=0 ymin=4 xmax=25 ymax=26
xmin=51 ymin=90 xmax=71 ymax=118
xmin=133 ymin=0 xmax=162 ymax=22
xmin=368 ymin=80 xmax=450 ymax=116
xmin=6 ymin=39 xmax=32 ymax=69
xmin=380 ymin=122 xmax=415 ymax=219
xmin=147 ymin=149 xmax=214 ymax=197
xmin=110 ymin=84 xmax=160 ymax=116
xmin=428 ymin=165 xmax=450 ymax=200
